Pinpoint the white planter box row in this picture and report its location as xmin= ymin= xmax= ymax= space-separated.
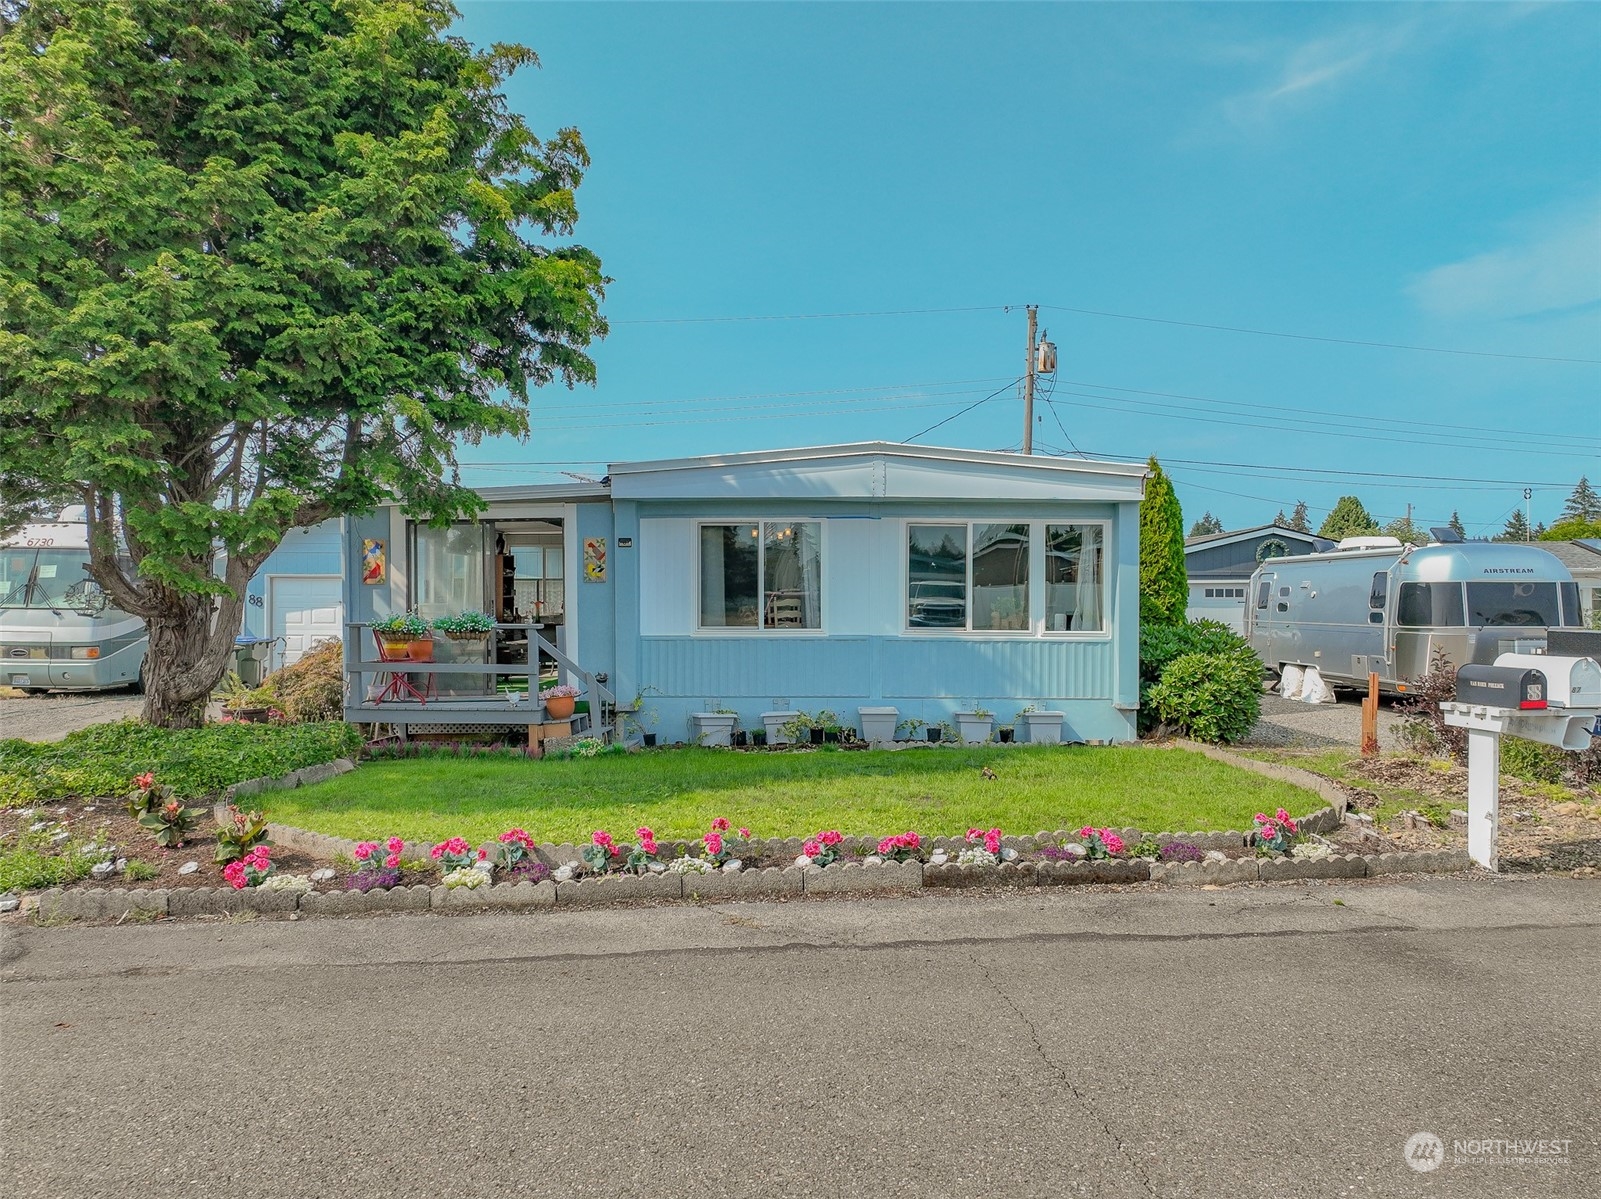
xmin=688 ymin=707 xmax=1074 ymax=746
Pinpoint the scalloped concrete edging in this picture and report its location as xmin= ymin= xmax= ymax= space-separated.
xmin=222 ymin=758 xmax=356 ymax=802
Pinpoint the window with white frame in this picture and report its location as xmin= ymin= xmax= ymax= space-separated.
xmin=906 ymin=520 xmax=1106 ymax=634
xmin=698 ymin=522 xmax=821 ymax=630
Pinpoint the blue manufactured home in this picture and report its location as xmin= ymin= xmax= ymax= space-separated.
xmin=341 ymin=443 xmax=1148 ymax=743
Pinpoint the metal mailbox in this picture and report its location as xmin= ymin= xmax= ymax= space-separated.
xmin=1492 ymin=653 xmax=1601 ymax=709
xmin=1454 ymin=664 xmax=1548 ymax=711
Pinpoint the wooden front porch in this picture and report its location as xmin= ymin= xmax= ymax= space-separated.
xmin=341 ymin=622 xmax=617 ymax=752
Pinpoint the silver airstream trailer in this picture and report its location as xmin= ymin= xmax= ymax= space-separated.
xmin=1246 ymin=537 xmax=1585 ymax=695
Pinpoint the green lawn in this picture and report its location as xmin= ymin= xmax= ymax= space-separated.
xmin=269 ymin=744 xmax=1319 ymax=844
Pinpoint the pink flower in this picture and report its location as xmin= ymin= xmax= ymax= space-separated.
xmin=877 ymin=836 xmax=895 ymax=855
xmin=966 ymin=828 xmax=982 ymax=843
xmin=983 ymin=830 xmax=1001 ymax=855
xmin=1275 ymin=808 xmax=1291 ymax=823
xmin=635 ymin=827 xmax=654 ymax=842
xmin=223 ymin=862 xmax=247 ymax=890
xmin=1259 ymin=820 xmax=1277 ymax=838
xmin=430 ymin=844 xmax=445 ymax=860
xmin=386 ymin=836 xmax=405 ymax=854
xmin=1079 ymin=826 xmax=1094 ymax=838
xmin=820 ymin=830 xmax=842 ymax=846
xmin=134 ymin=772 xmax=154 ymax=790
xmin=710 ymin=817 xmax=730 ymax=833
xmin=383 ymin=853 xmax=400 ymax=869
xmin=354 ymin=842 xmax=376 ymax=861
xmin=592 ymin=830 xmax=614 ymax=850
xmin=902 ymin=832 xmax=920 ymax=849
xmin=250 ymin=845 xmax=271 ymax=863
xmin=737 ymin=827 xmax=750 ymax=838
xmin=704 ymin=832 xmax=723 ymax=857
xmin=477 ymin=848 xmax=488 ymax=860
xmin=1102 ymin=832 xmax=1125 ymax=855
xmin=1254 ymin=813 xmax=1270 ymax=826
xmin=804 ymin=838 xmax=823 ymax=857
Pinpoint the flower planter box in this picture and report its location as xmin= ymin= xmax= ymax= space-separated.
xmin=689 ymin=713 xmax=737 ymax=747
xmin=856 ymin=706 xmax=898 ymax=744
xmin=953 ymin=712 xmax=993 ymax=744
xmin=1037 ymin=859 xmax=1150 ymax=886
xmin=761 ymin=711 xmax=802 ymax=745
xmin=1019 ymin=711 xmax=1066 ymax=745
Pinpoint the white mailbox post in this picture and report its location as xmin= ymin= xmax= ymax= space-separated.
xmin=1440 ymin=654 xmax=1601 ymax=871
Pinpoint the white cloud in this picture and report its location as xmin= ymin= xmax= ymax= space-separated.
xmin=1221 ymin=22 xmax=1415 ymax=126
xmin=1408 ymin=203 xmax=1601 ymax=322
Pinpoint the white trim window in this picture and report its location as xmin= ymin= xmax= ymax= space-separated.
xmin=698 ymin=521 xmax=822 ymax=631
xmin=905 ymin=520 xmax=1108 ymax=635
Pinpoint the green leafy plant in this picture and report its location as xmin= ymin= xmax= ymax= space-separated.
xmin=1128 ymin=837 xmax=1162 ymax=859
xmin=895 ymin=716 xmax=926 ymax=738
xmin=1146 ymin=647 xmax=1263 ymax=744
xmin=372 ymin=613 xmax=430 ymax=639
xmin=215 ymin=672 xmax=277 ymax=712
xmin=124 ymin=860 xmax=160 ymax=882
xmin=779 ymin=712 xmax=818 ymax=742
xmin=214 ymin=805 xmax=272 ymax=865
xmin=139 ymin=798 xmax=201 ymax=849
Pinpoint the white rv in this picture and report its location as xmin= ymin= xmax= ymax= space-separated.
xmin=0 ymin=512 xmax=147 ymax=693
xmin=1247 ymin=537 xmax=1585 ymax=695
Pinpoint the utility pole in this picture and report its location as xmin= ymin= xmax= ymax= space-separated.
xmin=1524 ymin=488 xmax=1533 ymax=541
xmin=1022 ymin=304 xmax=1038 ymax=454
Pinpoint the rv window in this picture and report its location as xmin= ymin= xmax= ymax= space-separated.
xmin=1397 ymin=582 xmax=1465 ymax=628
xmin=1256 ymin=581 xmax=1270 ymax=610
xmin=1466 ymin=581 xmax=1561 ymax=629
xmin=1559 ymin=582 xmax=1582 ymax=628
xmin=1369 ymin=573 xmax=1388 ymax=610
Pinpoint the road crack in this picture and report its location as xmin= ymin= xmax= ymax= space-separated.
xmin=967 ymin=947 xmax=1159 ymax=1198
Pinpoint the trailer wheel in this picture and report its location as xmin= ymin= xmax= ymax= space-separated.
xmin=131 ymin=663 xmax=146 ymax=695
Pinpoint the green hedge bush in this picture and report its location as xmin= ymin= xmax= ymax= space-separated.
xmin=1139 ymin=619 xmax=1264 ymax=740
xmin=1145 ymin=647 xmax=1264 ymax=744
xmin=0 ymin=720 xmax=362 ymax=804
xmin=1139 ymin=619 xmax=1250 ymax=686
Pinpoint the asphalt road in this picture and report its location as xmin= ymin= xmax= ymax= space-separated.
xmin=4 ymin=877 xmax=1599 ymax=1199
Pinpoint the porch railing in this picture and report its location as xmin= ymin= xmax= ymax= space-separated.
xmin=342 ymin=622 xmax=615 ymax=740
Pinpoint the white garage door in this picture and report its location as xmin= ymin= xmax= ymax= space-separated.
xmin=270 ymin=577 xmax=344 ymax=668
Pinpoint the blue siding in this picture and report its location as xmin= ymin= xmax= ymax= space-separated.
xmin=574 ymin=501 xmax=616 ymax=681
xmin=244 ymin=518 xmax=344 ymax=638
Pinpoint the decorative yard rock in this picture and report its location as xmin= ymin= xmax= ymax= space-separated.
xmin=0 ymin=894 xmax=20 ymax=913
xmin=90 ymin=862 xmax=115 ymax=878
xmin=309 ymin=868 xmax=337 ymax=883
xmin=722 ymin=859 xmax=743 ymax=873
xmin=178 ymin=862 xmax=199 ymax=875
xmin=556 ymin=872 xmax=684 ymax=906
xmin=801 ymin=860 xmax=922 ymax=896
xmin=1149 ymin=858 xmax=1260 ymax=886
xmin=1037 ymin=859 xmax=1149 ymax=886
xmin=1257 ymin=854 xmax=1367 ymax=882
xmin=1204 ymin=850 xmax=1228 ymax=864
xmin=682 ymin=866 xmax=802 ymax=901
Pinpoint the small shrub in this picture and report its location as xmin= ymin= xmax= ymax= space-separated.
xmin=1395 ymin=648 xmax=1466 ymax=761
xmin=1500 ymin=737 xmax=1566 ymax=785
xmin=1145 ymin=647 xmax=1263 ymax=743
xmin=124 ymin=860 xmax=160 ymax=882
xmin=1138 ymin=619 xmax=1249 ymax=686
xmin=214 ymin=805 xmax=272 ymax=865
xmin=264 ymin=640 xmax=346 ymax=723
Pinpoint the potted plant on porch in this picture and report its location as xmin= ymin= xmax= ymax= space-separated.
xmin=432 ymin=610 xmax=495 ymax=644
xmin=542 ymin=683 xmax=581 ymax=721
xmin=372 ymin=612 xmax=431 ymax=661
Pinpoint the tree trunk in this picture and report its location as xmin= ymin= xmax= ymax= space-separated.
xmin=138 ymin=589 xmax=249 ymax=730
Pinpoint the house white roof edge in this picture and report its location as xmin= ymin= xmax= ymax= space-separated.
xmin=606 ymin=441 xmax=1149 ymax=480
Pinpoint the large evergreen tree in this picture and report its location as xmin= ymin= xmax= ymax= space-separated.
xmin=1561 ymin=476 xmax=1600 ymax=523
xmin=1288 ymin=501 xmax=1311 ymax=533
xmin=1140 ymin=457 xmax=1187 ymax=627
xmin=1382 ymin=516 xmax=1428 ymax=547
xmin=1498 ymin=510 xmax=1532 ymax=542
xmin=1187 ymin=511 xmax=1223 ymax=538
xmin=1449 ymin=510 xmax=1465 ymax=538
xmin=1317 ymin=496 xmax=1379 ymax=540
xmin=0 ymin=0 xmax=607 ymax=727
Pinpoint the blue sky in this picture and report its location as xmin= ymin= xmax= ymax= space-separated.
xmin=452 ymin=1 xmax=1599 ymax=537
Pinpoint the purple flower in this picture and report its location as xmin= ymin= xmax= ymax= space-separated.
xmin=508 ymin=859 xmax=551 ymax=884
xmin=1037 ymin=845 xmax=1080 ymax=862
xmin=1159 ymin=842 xmax=1205 ymax=864
xmin=350 ymin=866 xmax=403 ymax=892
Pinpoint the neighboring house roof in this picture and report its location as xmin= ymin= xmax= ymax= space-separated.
xmin=1184 ymin=523 xmax=1333 ymax=552
xmin=1538 ymin=540 xmax=1601 ymax=575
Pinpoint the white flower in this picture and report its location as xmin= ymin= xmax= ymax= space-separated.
xmin=1291 ymin=844 xmax=1332 ymax=861
xmin=666 ymin=856 xmax=714 ymax=875
xmin=956 ymin=848 xmax=998 ymax=868
xmin=260 ymin=874 xmax=312 ymax=892
xmin=443 ymin=866 xmax=488 ymax=889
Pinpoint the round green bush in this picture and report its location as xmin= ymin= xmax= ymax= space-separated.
xmin=1146 ymin=648 xmax=1263 ymax=744
xmin=1139 ymin=619 xmax=1251 ymax=685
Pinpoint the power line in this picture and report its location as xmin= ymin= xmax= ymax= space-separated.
xmin=904 ymin=379 xmax=1023 ymax=444
xmin=613 ymin=305 xmax=1010 ymax=325
xmin=1071 ymin=449 xmax=1578 ymax=489
xmin=1040 ymin=305 xmax=1601 ymax=365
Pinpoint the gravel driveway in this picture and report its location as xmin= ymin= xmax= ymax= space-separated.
xmin=0 ymin=691 xmax=145 ymax=743
xmin=1242 ymin=691 xmax=1405 ymax=751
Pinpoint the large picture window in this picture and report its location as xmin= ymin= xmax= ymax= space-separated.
xmin=699 ymin=522 xmax=821 ymax=630
xmin=906 ymin=520 xmax=1105 ymax=634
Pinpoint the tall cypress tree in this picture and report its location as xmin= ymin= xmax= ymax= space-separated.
xmin=1140 ymin=458 xmax=1188 ymax=627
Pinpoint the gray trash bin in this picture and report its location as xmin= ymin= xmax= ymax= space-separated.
xmin=232 ymin=636 xmax=277 ymax=686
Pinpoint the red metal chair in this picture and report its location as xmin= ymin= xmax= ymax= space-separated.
xmin=370 ymin=630 xmax=434 ymax=704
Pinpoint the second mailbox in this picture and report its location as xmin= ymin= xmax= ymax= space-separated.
xmin=1455 ymin=664 xmax=1548 ymax=711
